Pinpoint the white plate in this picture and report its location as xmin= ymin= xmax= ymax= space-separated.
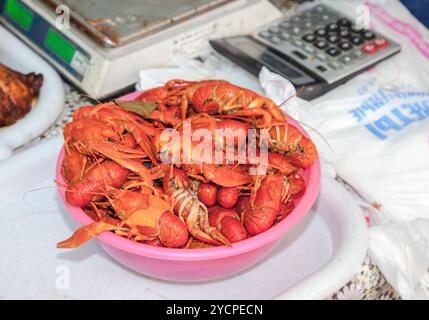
xmin=0 ymin=26 xmax=64 ymax=161
xmin=276 ymin=177 xmax=368 ymax=299
xmin=0 ymin=137 xmax=367 ymax=299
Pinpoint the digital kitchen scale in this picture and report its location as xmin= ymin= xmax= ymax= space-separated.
xmin=211 ymin=4 xmax=401 ymax=100
xmin=0 ymin=0 xmax=282 ymax=98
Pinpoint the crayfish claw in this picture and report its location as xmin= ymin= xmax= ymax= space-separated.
xmin=56 ymin=221 xmax=117 ymax=248
xmin=189 ymin=227 xmax=231 ymax=247
xmin=208 ymin=227 xmax=232 ymax=247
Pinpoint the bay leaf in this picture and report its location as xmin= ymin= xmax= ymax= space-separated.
xmin=115 ymin=99 xmax=157 ymax=117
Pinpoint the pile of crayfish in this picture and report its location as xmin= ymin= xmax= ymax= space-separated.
xmin=57 ymin=79 xmax=317 ymax=249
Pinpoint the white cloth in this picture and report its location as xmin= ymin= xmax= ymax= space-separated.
xmin=136 ymin=54 xmax=261 ymax=93
xmin=0 ymin=137 xmax=366 ymax=299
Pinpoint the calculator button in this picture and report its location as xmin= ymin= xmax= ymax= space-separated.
xmin=327 ymin=35 xmax=339 ymax=43
xmin=328 ymin=61 xmax=342 ymax=70
xmin=374 ymin=37 xmax=389 ymax=49
xmin=351 ymin=49 xmax=366 ymax=59
xmin=302 ymin=33 xmax=316 ymax=42
xmin=339 ymin=29 xmax=351 ymax=38
xmin=326 ymin=47 xmax=341 ymax=56
xmin=303 ymin=45 xmax=315 ymax=54
xmin=291 ymin=27 xmax=302 ymax=35
xmin=291 ymin=16 xmax=301 ymax=23
xmin=269 ymin=26 xmax=280 ymax=34
xmin=315 ymin=40 xmax=328 ymax=49
xmin=279 ymin=21 xmax=290 ymax=29
xmin=316 ymin=65 xmax=328 ymax=72
xmin=279 ymin=31 xmax=291 ymax=40
xmin=258 ymin=31 xmax=271 ymax=39
xmin=302 ymin=21 xmax=313 ymax=28
xmin=268 ymin=36 xmax=281 ymax=45
xmin=338 ymin=41 xmax=353 ymax=51
xmin=316 ymin=52 xmax=327 ymax=61
xmin=327 ymin=23 xmax=339 ymax=32
xmin=314 ymin=5 xmax=325 ymax=12
xmin=315 ymin=28 xmax=327 ymax=37
xmin=292 ymin=50 xmax=308 ymax=60
xmin=322 ymin=14 xmax=331 ymax=21
xmin=339 ymin=55 xmax=353 ymax=65
xmin=362 ymin=30 xmax=376 ymax=40
xmin=350 ymin=36 xmax=364 ymax=45
xmin=350 ymin=24 xmax=364 ymax=33
xmin=292 ymin=39 xmax=304 ymax=47
xmin=362 ymin=42 xmax=377 ymax=54
xmin=338 ymin=18 xmax=351 ymax=27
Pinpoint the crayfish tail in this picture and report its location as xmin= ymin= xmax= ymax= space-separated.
xmin=158 ymin=211 xmax=189 ymax=248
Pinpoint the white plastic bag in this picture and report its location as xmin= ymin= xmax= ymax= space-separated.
xmin=261 ymin=0 xmax=429 ymax=299
xmin=368 ymin=219 xmax=429 ymax=299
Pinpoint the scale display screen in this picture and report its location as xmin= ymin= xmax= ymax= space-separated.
xmin=0 ymin=0 xmax=91 ymax=80
xmin=4 ymin=0 xmax=33 ymax=30
xmin=44 ymin=28 xmax=76 ymax=64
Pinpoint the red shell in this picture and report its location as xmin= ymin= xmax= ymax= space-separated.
xmin=144 ymin=238 xmax=166 ymax=247
xmin=217 ymin=187 xmax=239 ymax=209
xmin=243 ymin=174 xmax=283 ymax=236
xmin=244 ymin=207 xmax=277 ymax=236
xmin=122 ymin=133 xmax=137 ymax=149
xmin=198 ymin=183 xmax=218 ymax=207
xmin=157 ymin=211 xmax=189 ymax=248
xmin=208 ymin=207 xmax=247 ymax=243
xmin=235 ymin=196 xmax=250 ymax=214
xmin=208 ymin=207 xmax=238 ymax=228
xmin=288 ymin=173 xmax=306 ymax=198
xmin=220 ymin=216 xmax=248 ymax=243
xmin=65 ymin=161 xmax=129 ymax=207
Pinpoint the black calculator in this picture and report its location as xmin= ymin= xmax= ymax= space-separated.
xmin=210 ymin=4 xmax=401 ymax=100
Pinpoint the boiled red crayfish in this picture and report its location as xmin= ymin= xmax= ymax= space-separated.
xmin=58 ymin=79 xmax=317 ymax=250
xmin=161 ymin=166 xmax=231 ymax=246
xmin=164 ymin=79 xmax=285 ymax=125
xmin=243 ymin=171 xmax=306 ymax=236
xmin=58 ymin=188 xmax=189 ymax=248
xmin=208 ymin=206 xmax=248 ymax=243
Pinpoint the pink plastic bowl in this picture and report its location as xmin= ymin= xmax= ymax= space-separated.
xmin=56 ymin=92 xmax=321 ymax=282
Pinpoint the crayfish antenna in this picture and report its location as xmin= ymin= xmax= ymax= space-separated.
xmin=278 ymin=85 xmax=305 ymax=108
xmin=180 ymin=95 xmax=188 ymax=120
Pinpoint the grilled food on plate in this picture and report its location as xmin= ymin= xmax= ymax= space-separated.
xmin=0 ymin=63 xmax=43 ymax=127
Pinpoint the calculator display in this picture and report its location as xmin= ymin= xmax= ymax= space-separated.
xmin=237 ymin=38 xmax=302 ymax=78
xmin=221 ymin=36 xmax=315 ymax=86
